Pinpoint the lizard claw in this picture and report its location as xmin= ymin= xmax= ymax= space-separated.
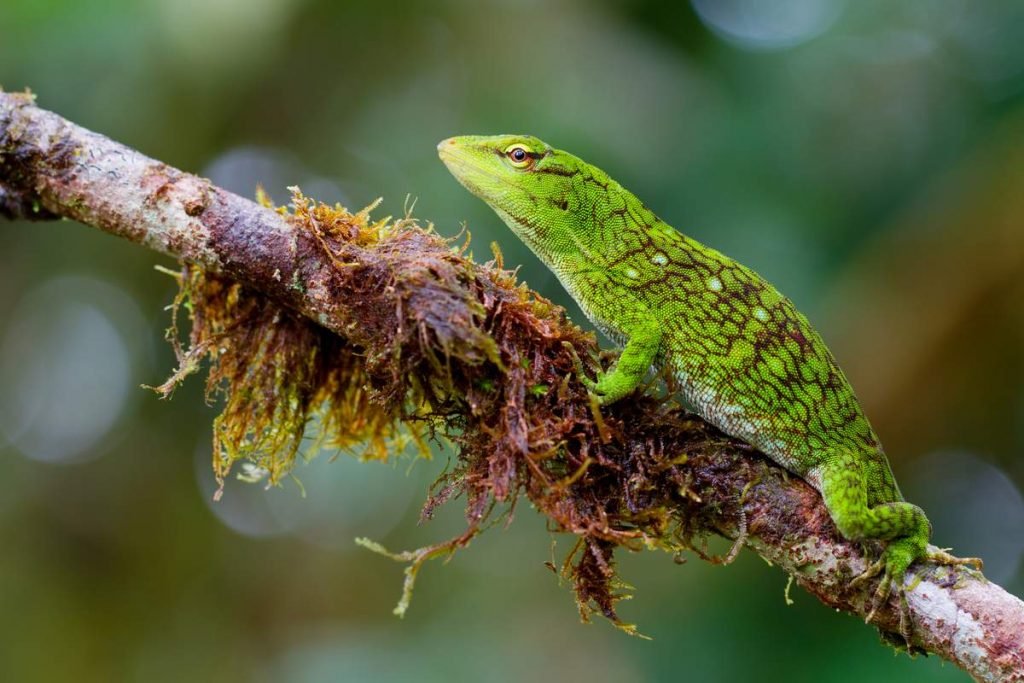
xmin=863 ymin=571 xmax=893 ymax=623
xmin=850 ymin=556 xmax=885 ymax=588
xmin=561 ymin=341 xmax=599 ymax=394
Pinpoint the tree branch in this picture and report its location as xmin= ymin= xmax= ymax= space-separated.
xmin=2 ymin=90 xmax=1021 ymax=682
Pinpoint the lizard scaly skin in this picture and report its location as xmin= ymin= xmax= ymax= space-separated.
xmin=438 ymin=134 xmax=980 ymax=624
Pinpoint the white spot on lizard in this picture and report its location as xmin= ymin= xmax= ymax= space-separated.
xmin=708 ymin=277 xmax=723 ymax=292
xmin=651 ymin=253 xmax=668 ymax=266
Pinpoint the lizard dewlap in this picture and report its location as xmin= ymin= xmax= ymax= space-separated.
xmin=439 ymin=134 xmax=980 ymax=623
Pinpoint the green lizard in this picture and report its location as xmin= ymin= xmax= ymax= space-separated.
xmin=438 ymin=134 xmax=980 ymax=624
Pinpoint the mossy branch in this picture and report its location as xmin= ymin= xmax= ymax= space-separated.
xmin=2 ymin=90 xmax=1022 ymax=682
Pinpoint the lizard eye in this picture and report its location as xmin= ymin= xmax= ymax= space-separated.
xmin=504 ymin=145 xmax=534 ymax=169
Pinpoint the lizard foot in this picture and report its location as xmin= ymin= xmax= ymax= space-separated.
xmin=854 ymin=563 xmax=913 ymax=643
xmin=851 ymin=556 xmax=892 ymax=621
xmin=851 ymin=538 xmax=920 ymax=642
xmin=853 ymin=542 xmax=983 ymax=645
xmin=562 ymin=341 xmax=595 ymax=387
xmin=561 ymin=341 xmax=604 ymax=400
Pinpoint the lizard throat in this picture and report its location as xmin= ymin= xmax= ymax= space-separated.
xmin=492 ymin=205 xmax=600 ymax=270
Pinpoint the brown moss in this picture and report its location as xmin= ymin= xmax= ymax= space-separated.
xmin=156 ymin=188 xmax=740 ymax=630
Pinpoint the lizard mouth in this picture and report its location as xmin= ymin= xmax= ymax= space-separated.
xmin=437 ymin=139 xmax=514 ymax=199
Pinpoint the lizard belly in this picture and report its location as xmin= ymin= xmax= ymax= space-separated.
xmin=664 ymin=356 xmax=804 ymax=474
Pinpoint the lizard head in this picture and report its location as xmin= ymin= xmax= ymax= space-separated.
xmin=438 ymin=134 xmax=586 ymax=260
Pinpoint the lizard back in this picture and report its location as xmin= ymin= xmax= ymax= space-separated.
xmin=553 ymin=200 xmax=899 ymax=502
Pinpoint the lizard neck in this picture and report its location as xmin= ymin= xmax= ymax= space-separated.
xmin=493 ymin=205 xmax=596 ymax=276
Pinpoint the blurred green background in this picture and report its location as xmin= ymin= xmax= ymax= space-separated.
xmin=2 ymin=1 xmax=1023 ymax=681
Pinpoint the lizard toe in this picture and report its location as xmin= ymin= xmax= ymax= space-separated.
xmin=925 ymin=547 xmax=983 ymax=571
xmin=851 ymin=556 xmax=885 ymax=588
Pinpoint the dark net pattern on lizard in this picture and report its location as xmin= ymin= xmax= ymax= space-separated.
xmin=531 ymin=153 xmax=903 ymax=507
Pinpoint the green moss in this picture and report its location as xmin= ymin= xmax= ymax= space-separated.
xmin=151 ymin=190 xmax=431 ymax=495
xmin=153 ymin=187 xmax=731 ymax=632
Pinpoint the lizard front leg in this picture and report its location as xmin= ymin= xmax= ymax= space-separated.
xmin=572 ymin=318 xmax=663 ymax=405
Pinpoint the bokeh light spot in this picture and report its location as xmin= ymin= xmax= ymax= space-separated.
xmin=195 ymin=432 xmax=421 ymax=544
xmin=0 ymin=276 xmax=140 ymax=464
xmin=692 ymin=0 xmax=845 ymax=50
xmin=204 ymin=145 xmax=348 ymax=207
xmin=907 ymin=450 xmax=1024 ymax=584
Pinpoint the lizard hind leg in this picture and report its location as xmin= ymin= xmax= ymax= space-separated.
xmin=817 ymin=453 xmax=983 ymax=638
xmin=816 ymin=453 xmax=932 ymax=626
